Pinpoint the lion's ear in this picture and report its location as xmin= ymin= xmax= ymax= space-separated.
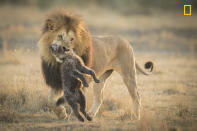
xmin=80 ymin=26 xmax=86 ymax=32
xmin=46 ymin=19 xmax=57 ymax=31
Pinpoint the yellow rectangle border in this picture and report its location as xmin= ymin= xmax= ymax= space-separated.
xmin=184 ymin=5 xmax=191 ymax=15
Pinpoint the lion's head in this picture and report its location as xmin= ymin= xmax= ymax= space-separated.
xmin=38 ymin=9 xmax=92 ymax=67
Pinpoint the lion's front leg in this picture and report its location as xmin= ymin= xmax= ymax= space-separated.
xmin=88 ymin=82 xmax=105 ymax=117
xmin=88 ymin=70 xmax=113 ymax=118
xmin=48 ymin=88 xmax=68 ymax=120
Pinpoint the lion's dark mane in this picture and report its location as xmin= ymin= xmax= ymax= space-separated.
xmin=42 ymin=58 xmax=82 ymax=90
xmin=41 ymin=59 xmax=62 ymax=90
xmin=40 ymin=10 xmax=92 ymax=91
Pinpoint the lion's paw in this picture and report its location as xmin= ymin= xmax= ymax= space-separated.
xmin=54 ymin=106 xmax=68 ymax=120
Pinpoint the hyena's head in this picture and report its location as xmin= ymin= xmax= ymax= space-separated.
xmin=50 ymin=43 xmax=71 ymax=63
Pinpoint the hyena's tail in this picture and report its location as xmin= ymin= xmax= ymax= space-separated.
xmin=135 ymin=61 xmax=154 ymax=75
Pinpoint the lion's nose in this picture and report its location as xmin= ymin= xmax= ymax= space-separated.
xmin=62 ymin=46 xmax=70 ymax=52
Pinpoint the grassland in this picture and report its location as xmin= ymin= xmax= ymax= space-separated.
xmin=0 ymin=5 xmax=197 ymax=131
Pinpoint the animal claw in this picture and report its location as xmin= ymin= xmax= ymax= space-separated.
xmin=95 ymin=79 xmax=100 ymax=83
xmin=86 ymin=115 xmax=92 ymax=121
xmin=83 ymin=82 xmax=89 ymax=88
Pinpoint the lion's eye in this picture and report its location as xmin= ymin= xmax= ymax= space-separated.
xmin=70 ymin=38 xmax=74 ymax=42
xmin=58 ymin=35 xmax=63 ymax=40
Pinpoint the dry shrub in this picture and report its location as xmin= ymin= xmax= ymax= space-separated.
xmin=163 ymin=89 xmax=180 ymax=95
xmin=0 ymin=75 xmax=49 ymax=113
xmin=176 ymin=103 xmax=191 ymax=120
xmin=118 ymin=110 xmax=132 ymax=121
xmin=163 ymin=84 xmax=185 ymax=96
xmin=96 ymin=97 xmax=123 ymax=118
xmin=103 ymin=98 xmax=122 ymax=111
xmin=0 ymin=106 xmax=19 ymax=123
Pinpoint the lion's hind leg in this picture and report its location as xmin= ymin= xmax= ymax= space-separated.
xmin=48 ymin=88 xmax=68 ymax=120
xmin=122 ymin=75 xmax=141 ymax=120
xmin=114 ymin=43 xmax=141 ymax=120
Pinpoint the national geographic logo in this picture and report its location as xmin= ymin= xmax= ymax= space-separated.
xmin=184 ymin=0 xmax=192 ymax=16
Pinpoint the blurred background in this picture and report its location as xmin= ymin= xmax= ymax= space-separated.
xmin=0 ymin=0 xmax=196 ymax=53
xmin=0 ymin=1 xmax=197 ymax=130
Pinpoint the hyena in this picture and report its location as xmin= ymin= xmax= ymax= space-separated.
xmin=50 ymin=42 xmax=99 ymax=122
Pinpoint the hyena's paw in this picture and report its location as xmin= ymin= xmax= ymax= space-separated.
xmin=86 ymin=115 xmax=92 ymax=121
xmin=54 ymin=106 xmax=68 ymax=120
xmin=78 ymin=116 xmax=85 ymax=122
xmin=94 ymin=78 xmax=100 ymax=83
xmin=83 ymin=82 xmax=89 ymax=88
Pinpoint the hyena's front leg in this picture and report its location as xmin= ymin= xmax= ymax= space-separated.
xmin=66 ymin=94 xmax=84 ymax=122
xmin=48 ymin=88 xmax=68 ymax=120
xmin=72 ymin=70 xmax=89 ymax=87
xmin=77 ymin=89 xmax=92 ymax=121
xmin=79 ymin=66 xmax=100 ymax=83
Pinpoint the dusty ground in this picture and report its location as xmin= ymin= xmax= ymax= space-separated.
xmin=0 ymin=6 xmax=197 ymax=131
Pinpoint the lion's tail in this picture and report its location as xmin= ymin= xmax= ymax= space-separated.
xmin=135 ymin=61 xmax=153 ymax=75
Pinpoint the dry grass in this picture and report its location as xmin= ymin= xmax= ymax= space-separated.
xmin=0 ymin=50 xmax=196 ymax=131
xmin=0 ymin=46 xmax=49 ymax=114
xmin=0 ymin=5 xmax=197 ymax=131
xmin=0 ymin=106 xmax=19 ymax=123
xmin=0 ymin=42 xmax=22 ymax=64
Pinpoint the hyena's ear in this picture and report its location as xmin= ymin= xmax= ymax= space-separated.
xmin=45 ymin=19 xmax=57 ymax=31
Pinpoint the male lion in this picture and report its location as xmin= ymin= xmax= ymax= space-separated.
xmin=38 ymin=10 xmax=153 ymax=120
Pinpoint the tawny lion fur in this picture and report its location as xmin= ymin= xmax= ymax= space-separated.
xmin=38 ymin=9 xmax=153 ymax=121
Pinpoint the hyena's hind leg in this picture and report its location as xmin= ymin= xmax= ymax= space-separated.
xmin=77 ymin=89 xmax=92 ymax=121
xmin=66 ymin=95 xmax=84 ymax=122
